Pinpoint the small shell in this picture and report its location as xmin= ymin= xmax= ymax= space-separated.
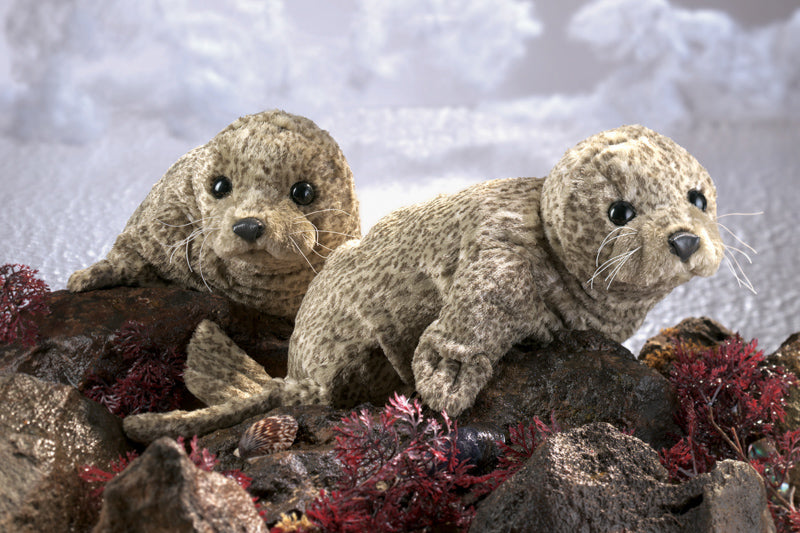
xmin=236 ymin=415 xmax=298 ymax=460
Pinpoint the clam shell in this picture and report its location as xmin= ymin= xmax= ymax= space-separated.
xmin=237 ymin=414 xmax=298 ymax=460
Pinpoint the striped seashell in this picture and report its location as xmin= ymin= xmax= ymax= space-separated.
xmin=236 ymin=414 xmax=298 ymax=460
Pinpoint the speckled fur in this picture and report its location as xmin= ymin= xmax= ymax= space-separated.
xmin=123 ymin=125 xmax=724 ymax=443
xmin=68 ymin=110 xmax=360 ymax=319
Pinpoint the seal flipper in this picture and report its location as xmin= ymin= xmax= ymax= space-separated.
xmin=123 ymin=377 xmax=326 ymax=443
xmin=67 ymin=235 xmax=165 ymax=292
xmin=185 ymin=319 xmax=272 ymax=406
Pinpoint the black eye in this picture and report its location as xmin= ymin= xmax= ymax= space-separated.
xmin=688 ymin=189 xmax=707 ymax=211
xmin=290 ymin=181 xmax=315 ymax=206
xmin=608 ymin=201 xmax=636 ymax=226
xmin=211 ymin=176 xmax=232 ymax=199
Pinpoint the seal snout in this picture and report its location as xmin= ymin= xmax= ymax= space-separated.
xmin=232 ymin=217 xmax=266 ymax=242
xmin=668 ymin=231 xmax=700 ymax=262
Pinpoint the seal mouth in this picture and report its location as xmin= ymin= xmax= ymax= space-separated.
xmin=234 ymin=246 xmax=296 ymax=263
xmin=231 ymin=238 xmax=315 ymax=264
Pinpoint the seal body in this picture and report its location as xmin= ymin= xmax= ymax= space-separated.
xmin=123 ymin=125 xmax=725 ymax=442
xmin=289 ymin=124 xmax=724 ymax=414
xmin=68 ymin=110 xmax=360 ymax=319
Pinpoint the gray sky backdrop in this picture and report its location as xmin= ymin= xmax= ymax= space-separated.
xmin=1 ymin=0 xmax=798 ymax=353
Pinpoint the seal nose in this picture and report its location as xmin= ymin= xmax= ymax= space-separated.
xmin=232 ymin=217 xmax=265 ymax=242
xmin=668 ymin=231 xmax=700 ymax=262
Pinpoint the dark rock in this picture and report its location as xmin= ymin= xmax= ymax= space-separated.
xmin=0 ymin=373 xmax=132 ymax=532
xmin=459 ymin=330 xmax=680 ymax=450
xmin=198 ymin=404 xmax=348 ymax=526
xmin=765 ymin=332 xmax=800 ymax=433
xmin=0 ymin=287 xmax=292 ymax=395
xmin=469 ymin=423 xmax=774 ymax=533
xmin=95 ymin=437 xmax=266 ymax=533
xmin=454 ymin=423 xmax=506 ymax=476
xmin=765 ymin=332 xmax=800 ymax=510
xmin=640 ymin=316 xmax=735 ymax=376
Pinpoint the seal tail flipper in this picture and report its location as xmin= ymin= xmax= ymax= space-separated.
xmin=122 ymin=377 xmax=325 ymax=443
xmin=184 ymin=319 xmax=272 ymax=406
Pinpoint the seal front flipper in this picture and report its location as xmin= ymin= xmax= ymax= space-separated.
xmin=185 ymin=319 xmax=272 ymax=406
xmin=67 ymin=240 xmax=164 ymax=292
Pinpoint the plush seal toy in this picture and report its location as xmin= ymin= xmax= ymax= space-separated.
xmin=123 ymin=124 xmax=725 ymax=442
xmin=68 ymin=110 xmax=360 ymax=319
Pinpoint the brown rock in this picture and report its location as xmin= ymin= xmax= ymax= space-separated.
xmin=0 ymin=373 xmax=132 ymax=532
xmin=469 ymin=423 xmax=774 ymax=533
xmin=765 ymin=332 xmax=800 ymax=510
xmin=95 ymin=437 xmax=266 ymax=533
xmin=766 ymin=332 xmax=800 ymax=431
xmin=460 ymin=330 xmax=679 ymax=450
xmin=0 ymin=287 xmax=292 ymax=393
xmin=768 ymin=332 xmax=800 ymax=377
xmin=199 ymin=404 xmax=347 ymax=526
xmin=640 ymin=316 xmax=734 ymax=376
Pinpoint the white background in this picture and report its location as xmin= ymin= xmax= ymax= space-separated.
xmin=1 ymin=0 xmax=798 ymax=353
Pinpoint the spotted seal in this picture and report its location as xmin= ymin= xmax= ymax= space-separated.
xmin=67 ymin=110 xmax=360 ymax=318
xmin=123 ymin=124 xmax=725 ymax=442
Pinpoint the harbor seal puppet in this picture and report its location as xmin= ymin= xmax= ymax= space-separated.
xmin=68 ymin=110 xmax=360 ymax=319
xmin=123 ymin=124 xmax=725 ymax=442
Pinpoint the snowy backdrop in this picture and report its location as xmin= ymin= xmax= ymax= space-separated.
xmin=1 ymin=0 xmax=798 ymax=353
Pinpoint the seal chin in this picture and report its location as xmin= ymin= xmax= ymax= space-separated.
xmin=227 ymin=243 xmax=311 ymax=264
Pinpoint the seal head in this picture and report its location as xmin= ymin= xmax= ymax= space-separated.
xmin=541 ymin=124 xmax=723 ymax=299
xmin=68 ymin=110 xmax=360 ymax=318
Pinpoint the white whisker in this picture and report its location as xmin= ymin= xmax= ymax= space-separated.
xmin=167 ymin=228 xmax=204 ymax=265
xmin=716 ymin=211 xmax=763 ymax=219
xmin=186 ymin=228 xmax=219 ymax=274
xmin=723 ymin=255 xmax=741 ymax=288
xmin=724 ymin=248 xmax=757 ymax=294
xmin=595 ymin=227 xmax=638 ymax=267
xmin=588 ymin=248 xmax=635 ymax=289
xmin=197 ymin=227 xmax=220 ymax=292
xmin=717 ymin=222 xmax=757 ymax=256
xmin=604 ymin=247 xmax=641 ymax=290
xmin=184 ymin=230 xmax=200 ymax=272
xmin=289 ymin=237 xmax=318 ymax=274
xmin=156 ymin=215 xmax=219 ymax=228
xmin=293 ymin=208 xmax=354 ymax=220
xmin=309 ymin=247 xmax=328 ymax=259
xmin=290 ymin=229 xmax=360 ymax=240
xmin=724 ymin=244 xmax=753 ymax=264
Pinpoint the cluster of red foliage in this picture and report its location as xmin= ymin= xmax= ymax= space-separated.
xmin=79 ymin=436 xmax=252 ymax=500
xmin=82 ymin=320 xmax=185 ymax=417
xmin=659 ymin=336 xmax=800 ymax=531
xmin=179 ymin=435 xmax=254 ymax=490
xmin=302 ymin=393 xmax=499 ymax=533
xmin=79 ymin=450 xmax=141 ymax=499
xmin=492 ymin=415 xmax=560 ymax=481
xmin=0 ymin=263 xmax=49 ymax=346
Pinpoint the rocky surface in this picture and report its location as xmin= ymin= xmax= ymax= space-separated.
xmin=469 ymin=423 xmax=775 ymax=533
xmin=764 ymin=332 xmax=800 ymax=498
xmin=460 ymin=329 xmax=680 ymax=450
xmin=95 ymin=437 xmax=266 ymax=533
xmin=639 ymin=316 xmax=735 ymax=376
xmin=0 ymin=373 xmax=132 ymax=532
xmin=0 ymin=287 xmax=795 ymax=531
xmin=0 ymin=287 xmax=292 ymax=402
xmin=198 ymin=405 xmax=347 ymax=525
xmin=765 ymin=332 xmax=800 ymax=433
